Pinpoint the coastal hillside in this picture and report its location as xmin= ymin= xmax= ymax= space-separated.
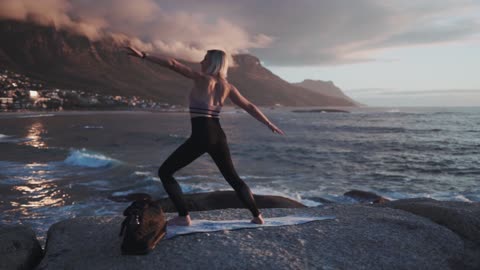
xmin=0 ymin=19 xmax=357 ymax=107
xmin=293 ymin=79 xmax=363 ymax=106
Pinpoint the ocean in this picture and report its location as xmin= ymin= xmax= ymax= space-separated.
xmin=1 ymin=107 xmax=479 ymax=245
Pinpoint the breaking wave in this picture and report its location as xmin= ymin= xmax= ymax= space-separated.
xmin=64 ymin=149 xmax=119 ymax=168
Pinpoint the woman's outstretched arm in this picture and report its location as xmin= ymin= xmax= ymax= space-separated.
xmin=125 ymin=46 xmax=202 ymax=80
xmin=229 ymin=84 xmax=285 ymax=135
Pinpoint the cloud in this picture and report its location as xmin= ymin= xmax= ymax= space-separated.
xmin=0 ymin=0 xmax=105 ymax=38
xmin=1 ymin=0 xmax=479 ymax=65
xmin=244 ymin=0 xmax=480 ymax=66
xmin=0 ymin=0 xmax=273 ymax=63
xmin=158 ymin=0 xmax=480 ymax=66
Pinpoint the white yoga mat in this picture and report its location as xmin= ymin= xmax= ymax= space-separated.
xmin=165 ymin=215 xmax=336 ymax=239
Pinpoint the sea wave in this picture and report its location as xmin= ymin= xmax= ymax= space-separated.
xmin=251 ymin=186 xmax=323 ymax=207
xmin=175 ymin=175 xmax=212 ymax=180
xmin=174 ymin=181 xmax=324 ymax=207
xmin=0 ymin=134 xmax=13 ymax=142
xmin=132 ymin=171 xmax=153 ymax=177
xmin=0 ymin=134 xmax=31 ymax=143
xmin=15 ymin=114 xmax=55 ymax=118
xmin=64 ymin=149 xmax=120 ymax=168
xmin=386 ymin=109 xmax=400 ymax=113
xmin=83 ymin=125 xmax=104 ymax=129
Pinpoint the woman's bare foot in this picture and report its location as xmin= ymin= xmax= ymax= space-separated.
xmin=167 ymin=215 xmax=192 ymax=226
xmin=251 ymin=213 xmax=264 ymax=225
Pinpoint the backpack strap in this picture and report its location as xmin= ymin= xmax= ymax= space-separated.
xmin=119 ymin=217 xmax=129 ymax=237
xmin=119 ymin=199 xmax=151 ymax=237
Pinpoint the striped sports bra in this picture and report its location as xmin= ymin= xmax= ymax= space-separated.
xmin=189 ymin=99 xmax=223 ymax=118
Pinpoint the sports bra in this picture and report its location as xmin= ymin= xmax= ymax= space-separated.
xmin=189 ymin=99 xmax=222 ymax=118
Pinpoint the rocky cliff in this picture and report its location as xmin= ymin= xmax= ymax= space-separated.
xmin=293 ymin=79 xmax=362 ymax=106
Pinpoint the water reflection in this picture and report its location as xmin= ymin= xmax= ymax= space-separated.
xmin=12 ymin=183 xmax=65 ymax=208
xmin=21 ymin=122 xmax=47 ymax=148
xmin=7 ymin=163 xmax=69 ymax=220
xmin=1 ymin=161 xmax=73 ymax=248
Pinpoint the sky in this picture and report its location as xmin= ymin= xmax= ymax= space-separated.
xmin=1 ymin=0 xmax=479 ymax=106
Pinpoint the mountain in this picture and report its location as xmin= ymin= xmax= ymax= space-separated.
xmin=0 ymin=19 xmax=357 ymax=107
xmin=293 ymin=79 xmax=362 ymax=106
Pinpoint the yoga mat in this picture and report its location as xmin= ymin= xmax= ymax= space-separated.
xmin=165 ymin=215 xmax=336 ymax=239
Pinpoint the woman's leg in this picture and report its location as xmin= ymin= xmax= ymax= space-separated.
xmin=158 ymin=138 xmax=206 ymax=216
xmin=207 ymin=138 xmax=261 ymax=218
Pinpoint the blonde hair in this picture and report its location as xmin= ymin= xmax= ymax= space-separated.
xmin=205 ymin=50 xmax=228 ymax=79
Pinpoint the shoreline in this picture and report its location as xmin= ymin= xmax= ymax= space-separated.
xmin=1 ymin=106 xmax=479 ymax=116
xmin=0 ymin=109 xmax=189 ymax=116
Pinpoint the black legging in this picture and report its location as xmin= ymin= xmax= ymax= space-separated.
xmin=158 ymin=117 xmax=261 ymax=217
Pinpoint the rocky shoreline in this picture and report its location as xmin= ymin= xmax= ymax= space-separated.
xmin=1 ymin=192 xmax=479 ymax=270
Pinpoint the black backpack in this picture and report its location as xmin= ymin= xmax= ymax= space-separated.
xmin=119 ymin=197 xmax=167 ymax=255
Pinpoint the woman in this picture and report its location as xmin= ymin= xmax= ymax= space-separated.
xmin=126 ymin=47 xmax=285 ymax=226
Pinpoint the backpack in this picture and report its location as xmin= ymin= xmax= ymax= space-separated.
xmin=119 ymin=197 xmax=167 ymax=255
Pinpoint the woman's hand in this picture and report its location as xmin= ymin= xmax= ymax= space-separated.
xmin=267 ymin=122 xmax=285 ymax=135
xmin=125 ymin=46 xmax=144 ymax=58
xmin=125 ymin=47 xmax=201 ymax=79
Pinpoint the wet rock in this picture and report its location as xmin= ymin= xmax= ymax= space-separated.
xmin=0 ymin=224 xmax=43 ymax=270
xmin=344 ymin=189 xmax=391 ymax=203
xmin=109 ymin=191 xmax=306 ymax=211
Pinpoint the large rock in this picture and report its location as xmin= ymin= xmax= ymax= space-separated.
xmin=344 ymin=189 xmax=390 ymax=204
xmin=379 ymin=198 xmax=480 ymax=242
xmin=378 ymin=198 xmax=480 ymax=269
xmin=37 ymin=204 xmax=467 ymax=270
xmin=109 ymin=191 xmax=306 ymax=212
xmin=0 ymin=224 xmax=43 ymax=270
xmin=155 ymin=191 xmax=306 ymax=212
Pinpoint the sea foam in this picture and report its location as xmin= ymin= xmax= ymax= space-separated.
xmin=251 ymin=186 xmax=323 ymax=207
xmin=0 ymin=134 xmax=11 ymax=141
xmin=83 ymin=125 xmax=104 ymax=129
xmin=0 ymin=133 xmax=30 ymax=143
xmin=64 ymin=149 xmax=119 ymax=168
xmin=16 ymin=114 xmax=55 ymax=118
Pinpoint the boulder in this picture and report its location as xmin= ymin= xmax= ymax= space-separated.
xmin=0 ymin=224 xmax=43 ymax=270
xmin=109 ymin=191 xmax=307 ymax=212
xmin=344 ymin=189 xmax=390 ymax=204
xmin=37 ymin=204 xmax=466 ymax=269
xmin=378 ymin=197 xmax=480 ymax=269
xmin=379 ymin=198 xmax=480 ymax=242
